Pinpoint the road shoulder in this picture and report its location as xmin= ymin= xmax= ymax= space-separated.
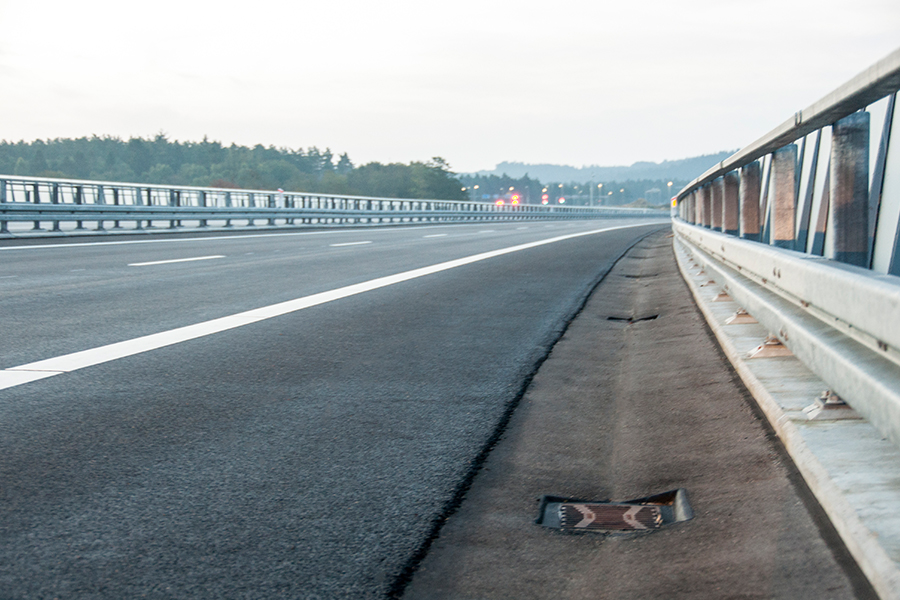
xmin=403 ymin=230 xmax=874 ymax=599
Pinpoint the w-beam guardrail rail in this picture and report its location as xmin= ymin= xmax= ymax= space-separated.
xmin=0 ymin=177 xmax=658 ymax=237
xmin=673 ymin=46 xmax=900 ymax=448
xmin=673 ymin=48 xmax=900 ymax=597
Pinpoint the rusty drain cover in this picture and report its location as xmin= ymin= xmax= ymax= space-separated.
xmin=536 ymin=488 xmax=692 ymax=533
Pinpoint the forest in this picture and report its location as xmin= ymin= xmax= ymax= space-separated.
xmin=1 ymin=135 xmax=685 ymax=206
xmin=0 ymin=135 xmax=467 ymax=201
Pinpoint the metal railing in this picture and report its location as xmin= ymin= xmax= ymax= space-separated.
xmin=673 ymin=48 xmax=900 ymax=447
xmin=0 ymin=176 xmax=659 ymax=236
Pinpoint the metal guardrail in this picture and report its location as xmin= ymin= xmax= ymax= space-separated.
xmin=673 ymin=47 xmax=900 ymax=448
xmin=0 ymin=175 xmax=659 ymax=235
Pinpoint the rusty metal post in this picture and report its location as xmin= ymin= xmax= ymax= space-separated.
xmin=693 ymin=190 xmax=702 ymax=225
xmin=739 ymin=161 xmax=761 ymax=241
xmin=711 ymin=178 xmax=724 ymax=231
xmin=771 ymin=145 xmax=797 ymax=249
xmin=828 ymin=112 xmax=870 ymax=267
xmin=723 ymin=171 xmax=740 ymax=235
xmin=701 ymin=185 xmax=711 ymax=228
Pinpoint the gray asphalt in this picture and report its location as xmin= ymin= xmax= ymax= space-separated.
xmin=0 ymin=219 xmax=668 ymax=599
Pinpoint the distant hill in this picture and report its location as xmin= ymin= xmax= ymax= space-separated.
xmin=470 ymin=151 xmax=735 ymax=183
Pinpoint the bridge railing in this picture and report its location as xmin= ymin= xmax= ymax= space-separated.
xmin=0 ymin=175 xmax=659 ymax=235
xmin=673 ymin=48 xmax=900 ymax=447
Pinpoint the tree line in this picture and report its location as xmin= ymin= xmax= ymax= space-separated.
xmin=0 ymin=134 xmax=681 ymax=206
xmin=0 ymin=135 xmax=467 ymax=201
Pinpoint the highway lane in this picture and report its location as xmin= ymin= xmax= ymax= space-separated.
xmin=0 ymin=219 xmax=668 ymax=598
xmin=1 ymin=220 xmax=663 ymax=369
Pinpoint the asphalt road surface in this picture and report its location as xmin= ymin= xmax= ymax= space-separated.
xmin=0 ymin=219 xmax=668 ymax=599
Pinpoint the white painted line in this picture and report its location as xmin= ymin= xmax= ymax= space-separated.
xmin=0 ymin=225 xmax=456 ymax=251
xmin=480 ymin=230 xmax=496 ymax=233
xmin=424 ymin=234 xmax=448 ymax=238
xmin=0 ymin=223 xmax=653 ymax=392
xmin=517 ymin=227 xmax=529 ymax=230
xmin=329 ymin=241 xmax=372 ymax=247
xmin=70 ymin=269 xmax=85 ymax=272
xmin=128 ymin=255 xmax=225 ymax=267
xmin=0 ymin=275 xmax=17 ymax=279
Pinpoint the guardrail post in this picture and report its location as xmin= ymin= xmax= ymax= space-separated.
xmin=828 ymin=112 xmax=870 ymax=266
xmin=771 ymin=145 xmax=798 ymax=249
xmin=723 ymin=171 xmax=740 ymax=235
xmin=224 ymin=191 xmax=233 ymax=227
xmin=144 ymin=187 xmax=154 ymax=229
xmin=94 ymin=186 xmax=106 ymax=231
xmin=199 ymin=191 xmax=208 ymax=228
xmin=740 ymin=161 xmax=761 ymax=241
xmin=74 ymin=185 xmax=86 ymax=230
xmin=50 ymin=183 xmax=62 ymax=232
xmin=28 ymin=183 xmax=46 ymax=231
xmin=700 ymin=184 xmax=711 ymax=227
xmin=0 ymin=178 xmax=7 ymax=234
xmin=112 ymin=188 xmax=122 ymax=229
xmin=711 ymin=177 xmax=724 ymax=231
xmin=268 ymin=194 xmax=276 ymax=226
xmin=169 ymin=189 xmax=178 ymax=229
xmin=132 ymin=188 xmax=144 ymax=230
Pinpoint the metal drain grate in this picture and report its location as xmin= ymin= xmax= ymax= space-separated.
xmin=559 ymin=503 xmax=662 ymax=531
xmin=536 ymin=489 xmax=692 ymax=533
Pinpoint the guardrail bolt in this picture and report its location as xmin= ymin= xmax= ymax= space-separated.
xmin=828 ymin=112 xmax=870 ymax=267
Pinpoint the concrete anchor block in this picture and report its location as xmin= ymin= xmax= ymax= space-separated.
xmin=725 ymin=309 xmax=758 ymax=325
xmin=803 ymin=390 xmax=861 ymax=421
xmin=747 ymin=335 xmax=793 ymax=358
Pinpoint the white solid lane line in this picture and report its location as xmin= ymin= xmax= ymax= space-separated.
xmin=0 ymin=223 xmax=652 ymax=392
xmin=129 ymin=255 xmax=226 ymax=267
xmin=329 ymin=241 xmax=372 ymax=247
xmin=423 ymin=234 xmax=447 ymax=238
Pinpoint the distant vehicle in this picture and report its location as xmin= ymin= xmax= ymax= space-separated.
xmin=495 ymin=192 xmax=522 ymax=206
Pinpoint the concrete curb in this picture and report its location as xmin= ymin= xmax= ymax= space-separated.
xmin=674 ymin=236 xmax=900 ymax=599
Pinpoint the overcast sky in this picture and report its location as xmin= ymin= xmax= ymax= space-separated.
xmin=1 ymin=0 xmax=898 ymax=173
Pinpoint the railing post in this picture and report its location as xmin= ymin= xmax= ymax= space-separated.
xmin=700 ymin=184 xmax=711 ymax=227
xmin=224 ymin=191 xmax=233 ymax=227
xmin=169 ymin=189 xmax=178 ymax=229
xmin=199 ymin=191 xmax=208 ymax=228
xmin=51 ymin=183 xmax=62 ymax=232
xmin=711 ymin=177 xmax=724 ymax=231
xmin=95 ymin=186 xmax=106 ymax=231
xmin=74 ymin=185 xmax=86 ymax=230
xmin=132 ymin=188 xmax=144 ymax=230
xmin=828 ymin=112 xmax=870 ymax=266
xmin=112 ymin=188 xmax=122 ymax=229
xmin=0 ymin=178 xmax=7 ymax=234
xmin=32 ymin=182 xmax=44 ymax=231
xmin=723 ymin=171 xmax=739 ymax=235
xmin=740 ymin=161 xmax=761 ymax=241
xmin=771 ymin=145 xmax=797 ymax=249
